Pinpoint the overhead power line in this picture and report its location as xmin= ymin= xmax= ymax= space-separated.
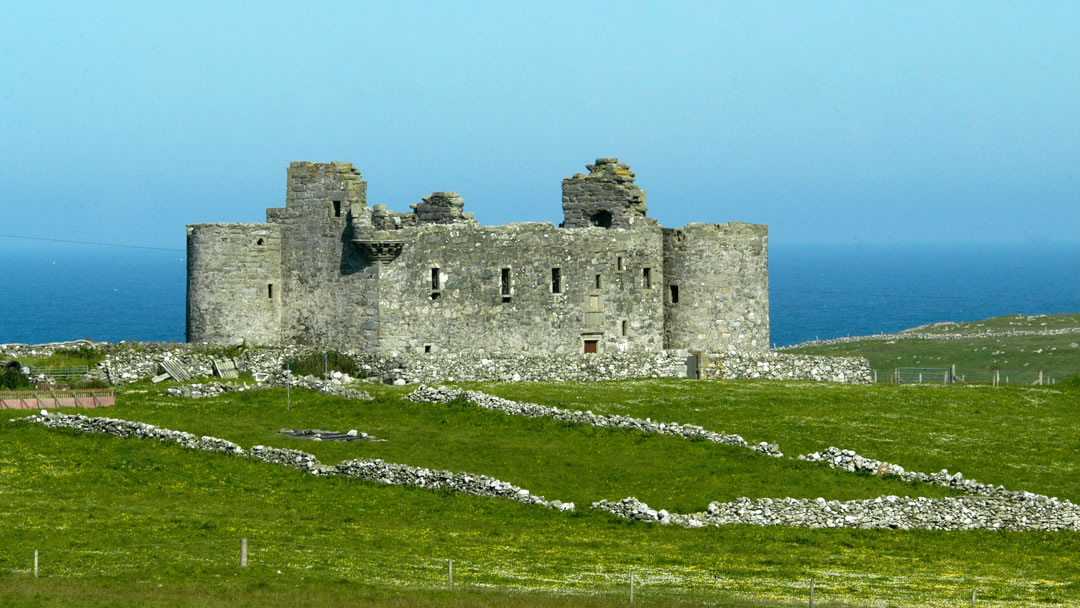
xmin=0 ymin=233 xmax=184 ymax=253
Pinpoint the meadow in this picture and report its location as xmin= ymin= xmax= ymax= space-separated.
xmin=783 ymin=313 xmax=1080 ymax=385
xmin=2 ymin=373 xmax=1079 ymax=607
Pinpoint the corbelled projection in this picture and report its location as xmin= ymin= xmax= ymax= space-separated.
xmin=186 ymin=158 xmax=770 ymax=354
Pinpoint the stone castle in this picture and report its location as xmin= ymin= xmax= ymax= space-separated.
xmin=186 ymin=158 xmax=769 ymax=355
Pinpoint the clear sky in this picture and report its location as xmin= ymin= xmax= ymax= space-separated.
xmin=2 ymin=1 xmax=1078 ymax=250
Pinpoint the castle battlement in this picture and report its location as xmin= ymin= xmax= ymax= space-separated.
xmin=186 ymin=159 xmax=769 ymax=355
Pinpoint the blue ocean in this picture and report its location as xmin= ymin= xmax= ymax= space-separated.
xmin=1 ymin=244 xmax=1078 ymax=347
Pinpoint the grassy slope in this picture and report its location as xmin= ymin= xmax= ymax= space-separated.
xmin=784 ymin=313 xmax=1080 ymax=384
xmin=1 ymin=379 xmax=1079 ymax=607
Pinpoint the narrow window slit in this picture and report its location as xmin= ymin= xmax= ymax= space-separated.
xmin=500 ymin=267 xmax=511 ymax=301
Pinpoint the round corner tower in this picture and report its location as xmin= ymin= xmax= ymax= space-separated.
xmin=186 ymin=223 xmax=283 ymax=345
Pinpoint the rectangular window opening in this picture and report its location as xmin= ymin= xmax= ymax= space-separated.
xmin=430 ymin=291 xmax=441 ymax=300
xmin=424 ymin=344 xmax=432 ymax=353
xmin=642 ymin=267 xmax=652 ymax=289
xmin=584 ymin=339 xmax=598 ymax=354
xmin=500 ymin=268 xmax=511 ymax=296
xmin=267 ymin=284 xmax=274 ymax=299
xmin=595 ymin=274 xmax=603 ymax=290
xmin=332 ymin=201 xmax=342 ymax=218
xmin=431 ymin=267 xmax=441 ymax=290
xmin=551 ymin=267 xmax=562 ymax=293
xmin=617 ymin=255 xmax=624 ymax=271
xmin=670 ymin=284 xmax=680 ymax=304
xmin=621 ymin=320 xmax=628 ymax=337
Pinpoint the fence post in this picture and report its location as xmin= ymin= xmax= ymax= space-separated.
xmin=809 ymin=578 xmax=815 ymax=607
xmin=873 ymin=369 xmax=878 ymax=383
xmin=918 ymin=372 xmax=922 ymax=383
xmin=893 ymin=368 xmax=898 ymax=383
xmin=630 ymin=569 xmax=635 ymax=604
xmin=34 ymin=550 xmax=38 ymax=578
xmin=240 ymin=539 xmax=247 ymax=567
xmin=972 ymin=587 xmax=977 ymax=606
xmin=448 ymin=559 xmax=453 ymax=588
xmin=951 ymin=364 xmax=956 ymax=383
xmin=1038 ymin=369 xmax=1044 ymax=385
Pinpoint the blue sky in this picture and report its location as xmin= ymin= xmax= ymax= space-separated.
xmin=2 ymin=1 xmax=1078 ymax=250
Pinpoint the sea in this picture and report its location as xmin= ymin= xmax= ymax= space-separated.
xmin=1 ymin=243 xmax=1078 ymax=347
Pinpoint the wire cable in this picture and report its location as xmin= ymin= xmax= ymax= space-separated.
xmin=0 ymin=233 xmax=183 ymax=252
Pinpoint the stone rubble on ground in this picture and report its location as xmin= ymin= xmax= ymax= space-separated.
xmin=18 ymin=411 xmax=571 ymax=512
xmin=406 ymin=384 xmax=783 ymax=457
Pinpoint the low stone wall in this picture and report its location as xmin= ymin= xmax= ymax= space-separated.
xmin=592 ymin=494 xmax=1080 ymax=531
xmin=19 ymin=411 xmax=572 ymax=511
xmin=1 ymin=341 xmax=871 ymax=386
xmin=699 ymin=352 xmax=872 ymax=384
xmin=799 ymin=447 xmax=1018 ymax=499
xmin=407 ymin=385 xmax=783 ymax=457
xmin=379 ymin=352 xmax=689 ymax=384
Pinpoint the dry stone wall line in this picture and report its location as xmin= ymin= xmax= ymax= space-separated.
xmin=406 ymin=385 xmax=783 ymax=457
xmin=1 ymin=342 xmax=872 ymax=387
xmin=17 ymin=412 xmax=572 ymax=512
xmin=591 ymin=494 xmax=1080 ymax=531
xmin=797 ymin=447 xmax=1034 ymax=499
xmin=701 ymin=352 xmax=872 ymax=384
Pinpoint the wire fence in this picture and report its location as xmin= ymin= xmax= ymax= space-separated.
xmin=4 ymin=539 xmax=1014 ymax=607
xmin=880 ymin=366 xmax=1062 ymax=386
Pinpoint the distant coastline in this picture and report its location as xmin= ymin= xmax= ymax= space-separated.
xmin=1 ymin=242 xmax=1078 ymax=347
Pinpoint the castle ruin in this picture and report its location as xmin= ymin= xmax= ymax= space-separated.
xmin=186 ymin=158 xmax=769 ymax=355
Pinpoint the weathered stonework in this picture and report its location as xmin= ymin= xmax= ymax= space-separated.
xmin=187 ymin=159 xmax=770 ymax=355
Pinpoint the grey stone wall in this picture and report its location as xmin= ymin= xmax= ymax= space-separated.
xmin=697 ymin=352 xmax=872 ymax=384
xmin=377 ymin=222 xmax=665 ymax=355
xmin=561 ymin=158 xmax=650 ymax=229
xmin=267 ymin=176 xmax=381 ymax=350
xmin=663 ymin=223 xmax=769 ymax=353
xmin=186 ymin=223 xmax=282 ymax=345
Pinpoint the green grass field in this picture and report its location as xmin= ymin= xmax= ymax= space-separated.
xmin=784 ymin=313 xmax=1080 ymax=384
xmin=2 ymin=375 xmax=1079 ymax=607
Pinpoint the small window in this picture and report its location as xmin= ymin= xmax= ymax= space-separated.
xmin=584 ymin=339 xmax=598 ymax=354
xmin=332 ymin=201 xmax=342 ymax=218
xmin=424 ymin=344 xmax=432 ymax=353
xmin=431 ymin=268 xmax=441 ymax=290
xmin=670 ymin=284 xmax=680 ymax=304
xmin=621 ymin=320 xmax=628 ymax=337
xmin=595 ymin=274 xmax=603 ymax=290
xmin=429 ymin=291 xmax=441 ymax=300
xmin=500 ymin=267 xmax=511 ymax=301
xmin=551 ymin=268 xmax=562 ymax=294
xmin=267 ymin=284 xmax=274 ymax=299
xmin=616 ymin=255 xmax=624 ymax=271
xmin=256 ymin=238 xmax=264 ymax=246
xmin=642 ymin=267 xmax=652 ymax=289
